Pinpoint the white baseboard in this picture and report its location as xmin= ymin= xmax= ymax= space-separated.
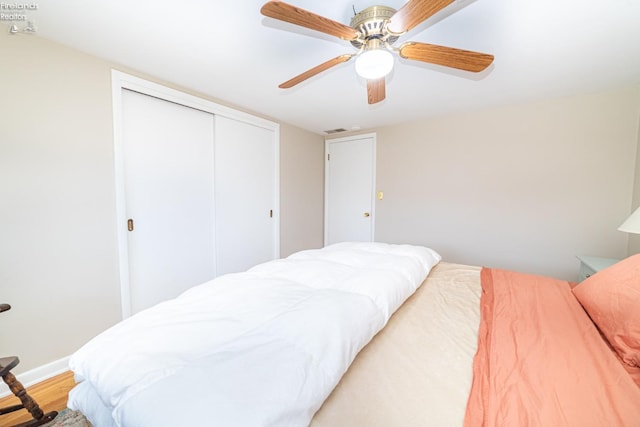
xmin=0 ymin=356 xmax=71 ymax=398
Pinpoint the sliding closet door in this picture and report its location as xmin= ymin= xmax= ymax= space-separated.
xmin=214 ymin=115 xmax=277 ymax=275
xmin=122 ymin=89 xmax=216 ymax=315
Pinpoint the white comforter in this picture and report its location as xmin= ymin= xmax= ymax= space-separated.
xmin=68 ymin=242 xmax=441 ymax=427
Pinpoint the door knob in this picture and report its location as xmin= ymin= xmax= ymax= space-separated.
xmin=363 ymin=212 xmax=370 ymax=217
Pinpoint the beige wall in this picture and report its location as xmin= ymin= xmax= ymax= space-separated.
xmin=1 ymin=33 xmax=121 ymax=375
xmin=0 ymin=33 xmax=324 ymax=374
xmin=279 ymin=124 xmax=325 ymax=256
xmin=372 ymin=87 xmax=640 ymax=280
xmin=627 ymin=116 xmax=640 ymax=254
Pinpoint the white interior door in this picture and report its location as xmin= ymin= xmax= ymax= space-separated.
xmin=325 ymin=134 xmax=376 ymax=245
xmin=214 ymin=115 xmax=278 ymax=275
xmin=122 ymin=89 xmax=216 ymax=315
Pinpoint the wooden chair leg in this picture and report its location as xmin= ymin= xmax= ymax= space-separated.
xmin=12 ymin=412 xmax=58 ymax=427
xmin=2 ymin=371 xmax=58 ymax=427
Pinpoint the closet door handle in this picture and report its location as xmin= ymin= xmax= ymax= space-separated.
xmin=127 ymin=218 xmax=135 ymax=232
xmin=363 ymin=212 xmax=370 ymax=217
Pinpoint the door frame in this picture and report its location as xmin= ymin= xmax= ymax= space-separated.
xmin=111 ymin=70 xmax=280 ymax=318
xmin=324 ymin=133 xmax=377 ymax=246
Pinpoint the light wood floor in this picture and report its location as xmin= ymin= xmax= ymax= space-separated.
xmin=0 ymin=371 xmax=75 ymax=426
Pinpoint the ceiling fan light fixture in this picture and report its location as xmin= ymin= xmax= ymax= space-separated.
xmin=355 ymin=48 xmax=394 ymax=80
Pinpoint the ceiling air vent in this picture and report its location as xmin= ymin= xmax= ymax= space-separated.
xmin=324 ymin=128 xmax=348 ymax=134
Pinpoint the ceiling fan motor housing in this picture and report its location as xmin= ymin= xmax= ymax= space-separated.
xmin=350 ymin=5 xmax=399 ymax=49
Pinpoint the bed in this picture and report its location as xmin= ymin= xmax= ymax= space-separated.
xmin=67 ymin=242 xmax=640 ymax=426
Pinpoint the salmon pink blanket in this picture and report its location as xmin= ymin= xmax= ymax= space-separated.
xmin=464 ymin=268 xmax=640 ymax=426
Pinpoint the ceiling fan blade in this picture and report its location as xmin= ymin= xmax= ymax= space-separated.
xmin=261 ymin=1 xmax=359 ymax=41
xmin=399 ymin=42 xmax=494 ymax=72
xmin=387 ymin=0 xmax=454 ymax=34
xmin=367 ymin=78 xmax=386 ymax=104
xmin=279 ymin=54 xmax=353 ymax=89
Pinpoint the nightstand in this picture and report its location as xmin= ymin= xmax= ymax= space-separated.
xmin=576 ymin=255 xmax=620 ymax=282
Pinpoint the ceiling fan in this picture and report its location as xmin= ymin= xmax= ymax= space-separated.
xmin=260 ymin=0 xmax=494 ymax=104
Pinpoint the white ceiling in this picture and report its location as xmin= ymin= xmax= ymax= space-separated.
xmin=23 ymin=0 xmax=640 ymax=134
